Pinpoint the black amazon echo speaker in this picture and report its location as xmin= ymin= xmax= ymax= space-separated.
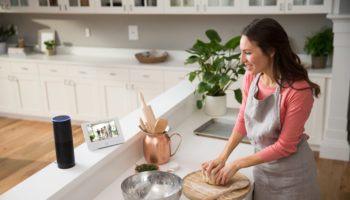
xmin=52 ymin=115 xmax=75 ymax=169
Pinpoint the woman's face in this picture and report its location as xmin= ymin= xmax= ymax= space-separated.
xmin=240 ymin=35 xmax=274 ymax=75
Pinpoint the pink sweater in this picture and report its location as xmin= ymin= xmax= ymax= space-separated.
xmin=234 ymin=72 xmax=314 ymax=162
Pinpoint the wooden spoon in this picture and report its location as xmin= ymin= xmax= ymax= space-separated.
xmin=202 ymin=180 xmax=250 ymax=200
xmin=139 ymin=118 xmax=147 ymax=132
xmin=154 ymin=118 xmax=168 ymax=134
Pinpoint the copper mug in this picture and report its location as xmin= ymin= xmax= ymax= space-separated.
xmin=142 ymin=131 xmax=182 ymax=165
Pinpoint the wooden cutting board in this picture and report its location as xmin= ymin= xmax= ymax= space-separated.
xmin=183 ymin=170 xmax=251 ymax=200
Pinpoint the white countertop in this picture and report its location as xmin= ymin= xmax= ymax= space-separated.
xmin=95 ymin=108 xmax=254 ymax=200
xmin=0 ymin=46 xmax=332 ymax=77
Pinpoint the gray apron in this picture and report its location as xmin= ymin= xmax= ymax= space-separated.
xmin=244 ymin=73 xmax=320 ymax=200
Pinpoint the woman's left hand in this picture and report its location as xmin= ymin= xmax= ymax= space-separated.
xmin=214 ymin=160 xmax=240 ymax=185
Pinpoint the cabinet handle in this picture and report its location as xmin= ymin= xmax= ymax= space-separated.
xmin=109 ymin=72 xmax=116 ymax=76
xmin=203 ymin=4 xmax=207 ymax=12
xmin=142 ymin=74 xmax=150 ymax=78
xmin=49 ymin=69 xmax=57 ymax=73
xmin=59 ymin=4 xmax=62 ymax=10
xmin=196 ymin=4 xmax=199 ymax=12
xmin=125 ymin=84 xmax=129 ymax=90
xmin=64 ymin=79 xmax=68 ymax=85
xmin=64 ymin=4 xmax=67 ymax=11
xmin=129 ymin=4 xmax=132 ymax=11
xmin=79 ymin=71 xmax=87 ymax=74
xmin=21 ymin=67 xmax=28 ymax=71
xmin=288 ymin=2 xmax=292 ymax=11
xmin=179 ymin=77 xmax=185 ymax=80
xmin=123 ymin=5 xmax=126 ymax=11
xmin=131 ymin=84 xmax=135 ymax=90
xmin=280 ymin=2 xmax=284 ymax=11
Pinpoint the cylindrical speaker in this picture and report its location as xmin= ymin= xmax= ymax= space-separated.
xmin=52 ymin=115 xmax=75 ymax=169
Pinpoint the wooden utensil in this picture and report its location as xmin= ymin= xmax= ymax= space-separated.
xmin=139 ymin=92 xmax=156 ymax=133
xmin=202 ymin=180 xmax=250 ymax=200
xmin=154 ymin=118 xmax=168 ymax=134
xmin=139 ymin=118 xmax=148 ymax=132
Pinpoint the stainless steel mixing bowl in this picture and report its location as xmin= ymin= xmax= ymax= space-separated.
xmin=121 ymin=171 xmax=183 ymax=200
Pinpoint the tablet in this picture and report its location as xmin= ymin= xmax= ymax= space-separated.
xmin=81 ymin=118 xmax=125 ymax=151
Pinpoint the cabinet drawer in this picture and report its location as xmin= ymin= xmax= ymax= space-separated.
xmin=38 ymin=64 xmax=67 ymax=76
xmin=69 ymin=66 xmax=97 ymax=78
xmin=130 ymin=69 xmax=163 ymax=83
xmin=98 ymin=68 xmax=129 ymax=81
xmin=164 ymin=70 xmax=189 ymax=83
xmin=11 ymin=62 xmax=38 ymax=75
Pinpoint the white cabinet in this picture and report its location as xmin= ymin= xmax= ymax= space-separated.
xmin=0 ymin=61 xmax=17 ymax=112
xmin=163 ymin=70 xmax=190 ymax=90
xmin=8 ymin=62 xmax=45 ymax=116
xmin=36 ymin=0 xmax=95 ymax=13
xmin=164 ymin=0 xmax=240 ymax=14
xmin=242 ymin=0 xmax=331 ymax=14
xmin=95 ymin=0 xmax=163 ymax=14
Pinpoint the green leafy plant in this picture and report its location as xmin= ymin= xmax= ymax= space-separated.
xmin=44 ymin=40 xmax=56 ymax=50
xmin=304 ymin=27 xmax=333 ymax=57
xmin=185 ymin=29 xmax=245 ymax=109
xmin=0 ymin=24 xmax=16 ymax=43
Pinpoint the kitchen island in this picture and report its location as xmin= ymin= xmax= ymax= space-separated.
xmin=0 ymin=80 xmax=254 ymax=200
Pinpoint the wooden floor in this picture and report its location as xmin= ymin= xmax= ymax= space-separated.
xmin=0 ymin=117 xmax=349 ymax=199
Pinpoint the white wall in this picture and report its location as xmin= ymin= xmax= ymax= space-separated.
xmin=0 ymin=14 xmax=331 ymax=53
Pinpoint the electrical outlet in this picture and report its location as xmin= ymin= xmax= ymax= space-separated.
xmin=85 ymin=28 xmax=90 ymax=38
xmin=128 ymin=25 xmax=138 ymax=40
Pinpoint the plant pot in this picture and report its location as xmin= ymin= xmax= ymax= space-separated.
xmin=312 ymin=55 xmax=327 ymax=69
xmin=0 ymin=42 xmax=7 ymax=55
xmin=46 ymin=49 xmax=55 ymax=56
xmin=205 ymin=95 xmax=227 ymax=116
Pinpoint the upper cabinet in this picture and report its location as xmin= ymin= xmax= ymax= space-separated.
xmin=95 ymin=0 xmax=163 ymax=14
xmin=0 ymin=0 xmax=36 ymax=12
xmin=36 ymin=0 xmax=95 ymax=13
xmin=242 ymin=0 xmax=331 ymax=14
xmin=164 ymin=0 xmax=241 ymax=14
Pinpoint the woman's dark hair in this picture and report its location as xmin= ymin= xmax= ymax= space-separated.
xmin=242 ymin=18 xmax=320 ymax=97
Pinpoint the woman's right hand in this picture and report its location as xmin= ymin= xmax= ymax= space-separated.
xmin=201 ymin=157 xmax=225 ymax=178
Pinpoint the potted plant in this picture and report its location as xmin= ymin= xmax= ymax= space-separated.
xmin=44 ymin=40 xmax=56 ymax=56
xmin=185 ymin=29 xmax=245 ymax=116
xmin=304 ymin=27 xmax=333 ymax=69
xmin=0 ymin=24 xmax=16 ymax=55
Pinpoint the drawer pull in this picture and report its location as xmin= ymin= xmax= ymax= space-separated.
xmin=50 ymin=69 xmax=57 ymax=72
xmin=109 ymin=73 xmax=116 ymax=76
xmin=79 ymin=71 xmax=87 ymax=74
xmin=21 ymin=67 xmax=28 ymax=71
xmin=179 ymin=77 xmax=185 ymax=80
xmin=142 ymin=74 xmax=150 ymax=78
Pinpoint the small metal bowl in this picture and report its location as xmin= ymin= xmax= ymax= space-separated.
xmin=121 ymin=171 xmax=183 ymax=200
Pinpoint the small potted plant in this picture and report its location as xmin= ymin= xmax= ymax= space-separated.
xmin=44 ymin=40 xmax=56 ymax=56
xmin=304 ymin=27 xmax=333 ymax=69
xmin=185 ymin=29 xmax=245 ymax=116
xmin=0 ymin=24 xmax=16 ymax=55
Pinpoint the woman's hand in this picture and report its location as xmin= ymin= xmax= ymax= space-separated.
xmin=214 ymin=161 xmax=240 ymax=185
xmin=201 ymin=157 xmax=225 ymax=179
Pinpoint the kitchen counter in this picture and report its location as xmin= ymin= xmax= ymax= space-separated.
xmin=0 ymin=46 xmax=332 ymax=77
xmin=0 ymin=80 xmax=253 ymax=200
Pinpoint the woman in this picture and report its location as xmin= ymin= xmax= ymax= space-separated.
xmin=201 ymin=18 xmax=320 ymax=199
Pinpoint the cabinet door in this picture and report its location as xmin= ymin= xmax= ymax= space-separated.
xmin=13 ymin=74 xmax=45 ymax=115
xmin=129 ymin=0 xmax=163 ymax=14
xmin=202 ymin=0 xmax=240 ymax=14
xmin=71 ymin=78 xmax=101 ymax=121
xmin=304 ymin=76 xmax=326 ymax=146
xmin=36 ymin=0 xmax=61 ymax=12
xmin=164 ymin=0 xmax=199 ymax=14
xmin=0 ymin=76 xmax=18 ymax=113
xmin=95 ymin=0 xmax=126 ymax=13
xmin=242 ymin=0 xmax=284 ymax=14
xmin=101 ymin=80 xmax=132 ymax=118
xmin=64 ymin=0 xmax=95 ymax=13
xmin=41 ymin=76 xmax=75 ymax=116
xmin=129 ymin=81 xmax=164 ymax=111
xmin=7 ymin=0 xmax=32 ymax=12
xmin=0 ymin=0 xmax=11 ymax=11
xmin=284 ymin=0 xmax=331 ymax=13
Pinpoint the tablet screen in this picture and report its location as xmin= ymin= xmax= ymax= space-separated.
xmin=86 ymin=120 xmax=120 ymax=143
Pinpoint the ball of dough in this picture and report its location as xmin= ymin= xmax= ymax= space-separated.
xmin=202 ymin=170 xmax=216 ymax=185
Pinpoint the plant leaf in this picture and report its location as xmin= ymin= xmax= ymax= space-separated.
xmin=203 ymin=71 xmax=214 ymax=83
xmin=196 ymin=100 xmax=203 ymax=109
xmin=197 ymin=82 xmax=209 ymax=94
xmin=185 ymin=55 xmax=199 ymax=64
xmin=206 ymin=29 xmax=221 ymax=43
xmin=224 ymin=35 xmax=241 ymax=50
xmin=188 ymin=72 xmax=196 ymax=82
xmin=219 ymin=74 xmax=230 ymax=88
xmin=234 ymin=89 xmax=243 ymax=104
